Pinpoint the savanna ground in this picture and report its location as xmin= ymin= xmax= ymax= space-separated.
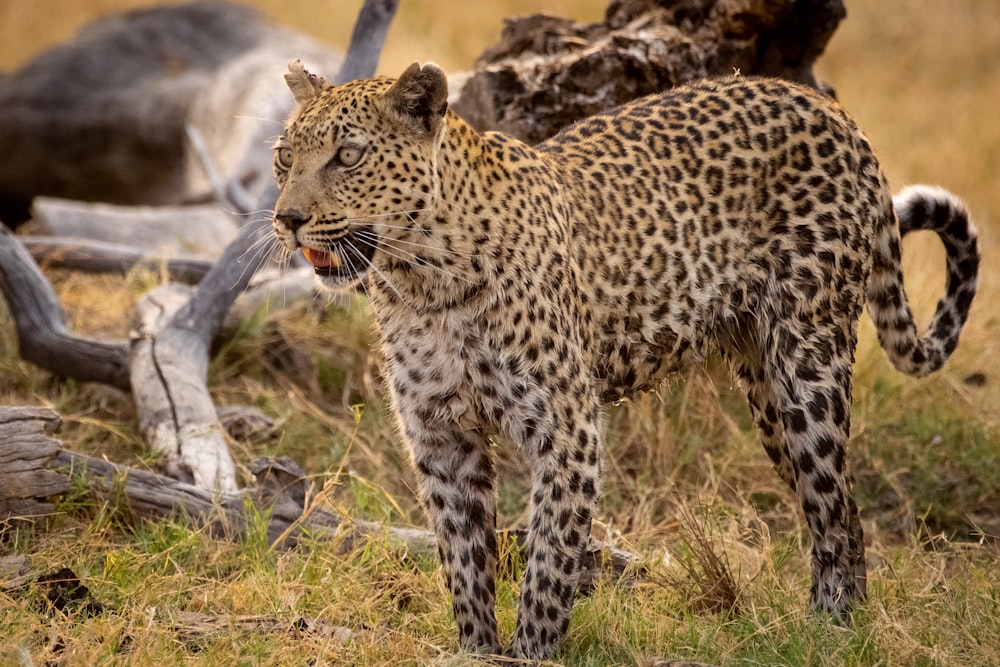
xmin=1 ymin=1 xmax=998 ymax=665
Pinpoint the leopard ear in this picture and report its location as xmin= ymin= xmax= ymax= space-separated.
xmin=284 ymin=59 xmax=329 ymax=105
xmin=382 ymin=62 xmax=448 ymax=135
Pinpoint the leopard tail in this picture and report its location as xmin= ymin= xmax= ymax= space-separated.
xmin=866 ymin=184 xmax=979 ymax=377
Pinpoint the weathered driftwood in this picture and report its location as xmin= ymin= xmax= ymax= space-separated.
xmin=22 ymin=236 xmax=215 ymax=284
xmin=124 ymin=0 xmax=398 ymax=492
xmin=0 ymin=223 xmax=308 ymax=391
xmin=0 ymin=422 xmax=643 ymax=593
xmin=0 ymin=225 xmax=132 ymax=391
xmin=130 ymin=282 xmax=239 ymax=492
xmin=0 ymin=406 xmax=68 ymax=523
xmin=0 ymin=0 xmax=396 ymax=492
xmin=452 ymin=0 xmax=846 ymax=143
xmin=25 ymin=197 xmax=239 ymax=258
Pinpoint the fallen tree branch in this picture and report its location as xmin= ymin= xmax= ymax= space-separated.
xmin=23 ymin=236 xmax=215 ymax=283
xmin=26 ymin=197 xmax=239 ymax=258
xmin=125 ymin=0 xmax=400 ymax=491
xmin=0 ymin=407 xmax=644 ymax=593
xmin=0 ymin=225 xmax=131 ymax=391
xmin=336 ymin=0 xmax=400 ymax=84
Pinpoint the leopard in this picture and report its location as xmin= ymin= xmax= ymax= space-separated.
xmin=270 ymin=59 xmax=979 ymax=660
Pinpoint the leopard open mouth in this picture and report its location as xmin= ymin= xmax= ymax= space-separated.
xmin=301 ymin=229 xmax=377 ymax=281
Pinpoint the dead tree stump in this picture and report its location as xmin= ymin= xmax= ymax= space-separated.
xmin=452 ymin=0 xmax=846 ymax=143
xmin=0 ymin=406 xmax=68 ymax=524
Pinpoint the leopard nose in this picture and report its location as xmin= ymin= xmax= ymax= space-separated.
xmin=274 ymin=209 xmax=308 ymax=232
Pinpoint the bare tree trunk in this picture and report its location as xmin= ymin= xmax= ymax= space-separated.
xmin=336 ymin=0 xmax=400 ymax=83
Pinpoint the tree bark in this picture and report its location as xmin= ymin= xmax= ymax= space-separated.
xmin=0 ymin=406 xmax=68 ymax=523
xmin=0 ymin=225 xmax=131 ymax=390
xmin=23 ymin=236 xmax=215 ymax=284
xmin=452 ymin=0 xmax=846 ymax=143
xmin=0 ymin=420 xmax=643 ymax=593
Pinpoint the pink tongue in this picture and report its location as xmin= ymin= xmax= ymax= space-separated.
xmin=302 ymin=248 xmax=333 ymax=268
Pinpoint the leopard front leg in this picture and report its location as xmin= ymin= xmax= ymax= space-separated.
xmin=505 ymin=389 xmax=604 ymax=660
xmin=398 ymin=410 xmax=501 ymax=654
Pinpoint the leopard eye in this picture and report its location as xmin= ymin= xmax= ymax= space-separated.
xmin=275 ymin=146 xmax=294 ymax=170
xmin=333 ymin=144 xmax=365 ymax=169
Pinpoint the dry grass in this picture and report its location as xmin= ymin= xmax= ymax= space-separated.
xmin=1 ymin=1 xmax=999 ymax=665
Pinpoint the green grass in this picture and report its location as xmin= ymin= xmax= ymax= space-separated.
xmin=2 ymin=0 xmax=1000 ymax=665
xmin=5 ymin=506 xmax=999 ymax=665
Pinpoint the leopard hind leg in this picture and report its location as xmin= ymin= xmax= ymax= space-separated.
xmin=727 ymin=317 xmax=866 ymax=617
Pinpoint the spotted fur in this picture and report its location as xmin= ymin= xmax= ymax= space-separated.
xmin=271 ymin=59 xmax=979 ymax=660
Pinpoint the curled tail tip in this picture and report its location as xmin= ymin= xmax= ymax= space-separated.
xmin=894 ymin=184 xmax=979 ymax=240
xmin=894 ymin=183 xmax=967 ymax=209
xmin=872 ymin=184 xmax=980 ymax=377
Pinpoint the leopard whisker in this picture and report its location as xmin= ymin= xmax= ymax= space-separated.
xmin=341 ymin=244 xmax=375 ymax=315
xmin=354 ymin=230 xmax=475 ymax=284
xmin=232 ymin=226 xmax=289 ymax=290
xmin=344 ymin=240 xmax=415 ymax=311
xmin=357 ymin=224 xmax=480 ymax=260
xmin=240 ymin=224 xmax=287 ymax=268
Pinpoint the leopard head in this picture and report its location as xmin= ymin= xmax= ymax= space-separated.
xmin=272 ymin=59 xmax=449 ymax=289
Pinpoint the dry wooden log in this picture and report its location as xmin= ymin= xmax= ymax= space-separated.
xmin=130 ymin=283 xmax=239 ymax=492
xmin=0 ymin=406 xmax=68 ymax=524
xmin=0 ymin=222 xmax=308 ymax=393
xmin=0 ymin=0 xmax=397 ymax=492
xmin=125 ymin=0 xmax=400 ymax=492
xmin=25 ymin=197 xmax=239 ymax=258
xmin=22 ymin=236 xmax=215 ymax=284
xmin=3 ymin=437 xmax=644 ymax=593
xmin=452 ymin=0 xmax=846 ymax=143
xmin=0 ymin=186 xmax=304 ymax=492
xmin=0 ymin=233 xmax=131 ymax=390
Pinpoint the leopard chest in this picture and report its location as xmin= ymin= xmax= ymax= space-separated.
xmin=376 ymin=307 xmax=556 ymax=449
